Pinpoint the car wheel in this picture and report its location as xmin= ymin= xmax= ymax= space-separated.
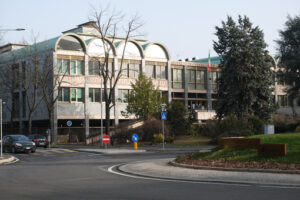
xmin=31 ymin=149 xmax=36 ymax=153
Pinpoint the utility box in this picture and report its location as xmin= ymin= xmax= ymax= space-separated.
xmin=264 ymin=125 xmax=274 ymax=135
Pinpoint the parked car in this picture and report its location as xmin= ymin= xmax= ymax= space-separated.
xmin=28 ymin=134 xmax=49 ymax=148
xmin=3 ymin=135 xmax=36 ymax=153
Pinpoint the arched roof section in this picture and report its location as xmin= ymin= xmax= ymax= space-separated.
xmin=87 ymin=38 xmax=116 ymax=57
xmin=143 ymin=42 xmax=170 ymax=60
xmin=116 ymin=39 xmax=144 ymax=59
xmin=55 ymin=33 xmax=87 ymax=53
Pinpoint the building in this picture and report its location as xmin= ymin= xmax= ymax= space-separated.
xmin=0 ymin=22 xmax=298 ymax=143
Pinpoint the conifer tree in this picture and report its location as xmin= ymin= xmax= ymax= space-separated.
xmin=277 ymin=15 xmax=300 ymax=103
xmin=213 ymin=15 xmax=275 ymax=121
xmin=124 ymin=73 xmax=166 ymax=120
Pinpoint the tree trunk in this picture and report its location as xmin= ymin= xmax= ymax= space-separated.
xmin=49 ymin=110 xmax=54 ymax=144
xmin=28 ymin=111 xmax=33 ymax=134
xmin=105 ymin=103 xmax=110 ymax=136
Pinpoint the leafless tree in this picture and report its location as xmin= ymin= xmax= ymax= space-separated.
xmin=89 ymin=5 xmax=144 ymax=137
xmin=38 ymin=52 xmax=68 ymax=144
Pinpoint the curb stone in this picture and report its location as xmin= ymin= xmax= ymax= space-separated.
xmin=0 ymin=155 xmax=19 ymax=165
xmin=169 ymin=160 xmax=300 ymax=175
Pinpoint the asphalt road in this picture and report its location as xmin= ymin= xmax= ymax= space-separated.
xmin=0 ymin=148 xmax=299 ymax=200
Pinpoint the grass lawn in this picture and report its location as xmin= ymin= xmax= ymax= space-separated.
xmin=191 ymin=133 xmax=300 ymax=164
xmin=167 ymin=135 xmax=211 ymax=146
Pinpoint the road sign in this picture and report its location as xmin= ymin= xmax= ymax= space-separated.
xmin=103 ymin=135 xmax=110 ymax=144
xmin=161 ymin=112 xmax=167 ymax=120
xmin=66 ymin=120 xmax=72 ymax=127
xmin=132 ymin=134 xmax=139 ymax=143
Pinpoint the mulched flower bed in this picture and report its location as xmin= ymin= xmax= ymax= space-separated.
xmin=175 ymin=155 xmax=300 ymax=171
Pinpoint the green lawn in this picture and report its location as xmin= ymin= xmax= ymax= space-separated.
xmin=191 ymin=133 xmax=300 ymax=164
xmin=167 ymin=135 xmax=211 ymax=146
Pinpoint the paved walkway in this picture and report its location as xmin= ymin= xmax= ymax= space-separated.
xmin=117 ymin=158 xmax=300 ymax=187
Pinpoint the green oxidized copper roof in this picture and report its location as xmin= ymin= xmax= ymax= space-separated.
xmin=141 ymin=43 xmax=150 ymax=49
xmin=114 ymin=41 xmax=122 ymax=48
xmin=85 ymin=38 xmax=93 ymax=46
xmin=0 ymin=36 xmax=60 ymax=64
xmin=192 ymin=56 xmax=221 ymax=65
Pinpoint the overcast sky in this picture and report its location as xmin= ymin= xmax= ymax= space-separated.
xmin=0 ymin=0 xmax=299 ymax=59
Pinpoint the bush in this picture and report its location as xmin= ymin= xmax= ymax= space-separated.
xmin=113 ymin=117 xmax=171 ymax=144
xmin=295 ymin=126 xmax=300 ymax=133
xmin=247 ymin=116 xmax=264 ymax=134
xmin=153 ymin=134 xmax=163 ymax=144
xmin=199 ymin=115 xmax=260 ymax=144
xmin=272 ymin=114 xmax=300 ymax=133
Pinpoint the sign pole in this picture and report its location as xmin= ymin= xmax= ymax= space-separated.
xmin=162 ymin=119 xmax=165 ymax=151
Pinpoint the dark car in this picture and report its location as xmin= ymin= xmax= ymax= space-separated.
xmin=3 ymin=135 xmax=36 ymax=153
xmin=28 ymin=134 xmax=49 ymax=148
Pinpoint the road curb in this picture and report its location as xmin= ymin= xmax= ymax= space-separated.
xmin=75 ymin=149 xmax=147 ymax=154
xmin=169 ymin=160 xmax=300 ymax=175
xmin=0 ymin=155 xmax=19 ymax=165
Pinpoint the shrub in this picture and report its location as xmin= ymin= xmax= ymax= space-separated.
xmin=272 ymin=114 xmax=300 ymax=133
xmin=153 ymin=134 xmax=163 ymax=144
xmin=247 ymin=116 xmax=264 ymax=134
xmin=295 ymin=125 xmax=300 ymax=133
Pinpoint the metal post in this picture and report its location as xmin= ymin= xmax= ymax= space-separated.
xmin=1 ymin=99 xmax=3 ymax=158
xmin=162 ymin=119 xmax=165 ymax=150
xmin=100 ymin=77 xmax=103 ymax=147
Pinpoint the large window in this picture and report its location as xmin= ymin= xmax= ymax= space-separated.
xmin=278 ymin=95 xmax=288 ymax=107
xmin=145 ymin=65 xmax=155 ymax=78
xmin=70 ymin=60 xmax=83 ymax=75
xmin=71 ymin=88 xmax=84 ymax=102
xmin=58 ymin=88 xmax=70 ymax=102
xmin=57 ymin=59 xmax=84 ymax=75
xmin=188 ymin=70 xmax=205 ymax=90
xmin=89 ymin=88 xmax=101 ymax=102
xmin=129 ymin=63 xmax=140 ymax=78
xmin=89 ymin=61 xmax=100 ymax=75
xmin=210 ymin=71 xmax=220 ymax=91
xmin=172 ymin=68 xmax=183 ymax=88
xmin=145 ymin=65 xmax=167 ymax=79
xmin=118 ymin=89 xmax=129 ymax=103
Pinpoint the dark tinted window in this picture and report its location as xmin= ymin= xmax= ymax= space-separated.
xmin=11 ymin=135 xmax=30 ymax=141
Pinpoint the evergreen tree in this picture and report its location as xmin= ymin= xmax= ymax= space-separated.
xmin=277 ymin=15 xmax=300 ymax=101
xmin=167 ymin=101 xmax=189 ymax=136
xmin=124 ymin=73 xmax=166 ymax=120
xmin=213 ymin=15 xmax=275 ymax=121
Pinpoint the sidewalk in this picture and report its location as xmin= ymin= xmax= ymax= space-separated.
xmin=117 ymin=158 xmax=300 ymax=187
xmin=0 ymin=155 xmax=18 ymax=165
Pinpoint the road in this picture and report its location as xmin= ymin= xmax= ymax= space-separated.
xmin=0 ymin=148 xmax=299 ymax=200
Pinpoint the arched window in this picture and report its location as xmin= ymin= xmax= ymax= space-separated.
xmin=57 ymin=35 xmax=84 ymax=51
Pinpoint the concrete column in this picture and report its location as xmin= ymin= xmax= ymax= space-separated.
xmin=183 ymin=65 xmax=188 ymax=108
xmin=84 ymin=54 xmax=89 ymax=138
xmin=141 ymin=59 xmax=146 ymax=74
xmin=52 ymin=53 xmax=58 ymax=144
xmin=206 ymin=69 xmax=212 ymax=111
xmin=167 ymin=61 xmax=172 ymax=103
xmin=114 ymin=57 xmax=119 ymax=126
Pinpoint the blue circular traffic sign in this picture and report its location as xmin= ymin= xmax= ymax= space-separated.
xmin=132 ymin=134 xmax=139 ymax=143
xmin=67 ymin=120 xmax=72 ymax=127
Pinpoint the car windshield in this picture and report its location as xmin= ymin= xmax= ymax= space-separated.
xmin=37 ymin=135 xmax=46 ymax=139
xmin=11 ymin=135 xmax=30 ymax=141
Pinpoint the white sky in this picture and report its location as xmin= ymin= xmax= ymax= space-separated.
xmin=0 ymin=0 xmax=299 ymax=59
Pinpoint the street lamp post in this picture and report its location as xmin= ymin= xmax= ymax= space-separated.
xmin=0 ymin=28 xmax=25 ymax=32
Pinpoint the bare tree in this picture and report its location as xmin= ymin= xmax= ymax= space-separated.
xmin=89 ymin=5 xmax=144 ymax=136
xmin=38 ymin=53 xmax=68 ymax=144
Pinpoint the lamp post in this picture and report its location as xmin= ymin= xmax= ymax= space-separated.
xmin=0 ymin=28 xmax=25 ymax=32
xmin=269 ymin=55 xmax=280 ymax=104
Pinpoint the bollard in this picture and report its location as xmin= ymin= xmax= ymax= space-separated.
xmin=134 ymin=142 xmax=138 ymax=150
